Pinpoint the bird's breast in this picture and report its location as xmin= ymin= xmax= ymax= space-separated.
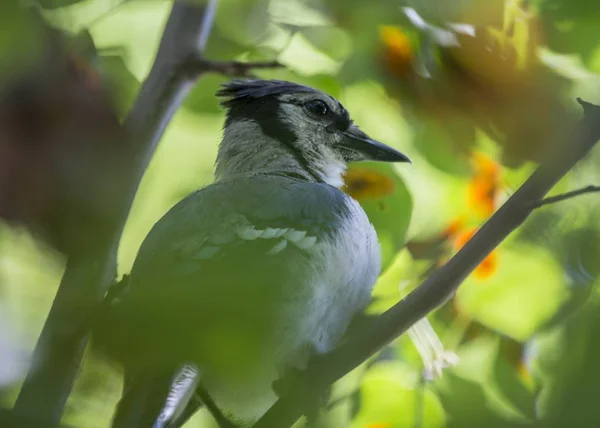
xmin=203 ymin=200 xmax=381 ymax=424
xmin=289 ymin=202 xmax=380 ymax=357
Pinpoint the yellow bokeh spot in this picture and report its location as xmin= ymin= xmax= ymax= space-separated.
xmin=379 ymin=25 xmax=414 ymax=78
xmin=343 ymin=168 xmax=395 ymax=201
xmin=442 ymin=216 xmax=466 ymax=239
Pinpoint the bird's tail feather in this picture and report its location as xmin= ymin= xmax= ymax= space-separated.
xmin=111 ymin=364 xmax=200 ymax=428
xmin=155 ymin=364 xmax=200 ymax=428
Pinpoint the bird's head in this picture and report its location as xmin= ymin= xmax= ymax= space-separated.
xmin=215 ymin=79 xmax=410 ymax=187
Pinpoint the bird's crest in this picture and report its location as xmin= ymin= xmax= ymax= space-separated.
xmin=217 ymin=79 xmax=318 ymax=108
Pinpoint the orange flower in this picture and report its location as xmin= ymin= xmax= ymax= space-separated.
xmin=454 ymin=228 xmax=498 ymax=280
xmin=441 ymin=216 xmax=466 ymax=239
xmin=343 ymin=168 xmax=395 ymax=201
xmin=467 ymin=152 xmax=502 ymax=217
xmin=380 ymin=26 xmax=414 ymax=78
xmin=471 ymin=152 xmax=500 ymax=179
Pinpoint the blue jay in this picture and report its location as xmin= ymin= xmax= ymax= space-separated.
xmin=95 ymin=79 xmax=410 ymax=427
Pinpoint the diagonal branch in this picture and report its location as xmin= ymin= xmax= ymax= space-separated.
xmin=252 ymin=100 xmax=600 ymax=428
xmin=12 ymin=0 xmax=279 ymax=425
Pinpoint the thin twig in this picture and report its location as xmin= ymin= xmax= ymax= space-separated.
xmin=195 ymin=387 xmax=237 ymax=428
xmin=251 ymin=101 xmax=600 ymax=428
xmin=206 ymin=60 xmax=283 ymax=76
xmin=183 ymin=57 xmax=284 ymax=78
xmin=532 ymin=185 xmax=600 ymax=208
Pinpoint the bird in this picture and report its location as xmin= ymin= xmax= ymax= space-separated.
xmin=93 ymin=79 xmax=410 ymax=428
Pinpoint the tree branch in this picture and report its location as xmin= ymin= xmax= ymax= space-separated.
xmin=252 ymin=100 xmax=600 ymax=428
xmin=533 ymin=184 xmax=600 ymax=208
xmin=11 ymin=0 xmax=280 ymax=424
xmin=181 ymin=57 xmax=283 ymax=78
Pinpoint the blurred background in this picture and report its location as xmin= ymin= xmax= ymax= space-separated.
xmin=1 ymin=0 xmax=600 ymax=426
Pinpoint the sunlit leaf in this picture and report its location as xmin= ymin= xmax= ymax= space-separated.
xmin=268 ymin=0 xmax=332 ymax=27
xmin=215 ymin=0 xmax=270 ymax=47
xmin=490 ymin=342 xmax=536 ymax=421
xmin=352 ymin=361 xmax=446 ymax=428
xmin=36 ymin=0 xmax=89 ymax=8
xmin=95 ymin=52 xmax=140 ymax=116
xmin=537 ymin=0 xmax=600 ymax=62
xmin=532 ymin=285 xmax=600 ymax=426
xmin=436 ymin=371 xmax=531 ymax=428
xmin=455 ymin=244 xmax=568 ymax=341
xmin=412 ymin=118 xmax=474 ymax=176
xmin=88 ymin=0 xmax=171 ymax=80
xmin=278 ymin=32 xmax=341 ymax=75
xmin=301 ymin=26 xmax=353 ymax=62
xmin=402 ymin=0 xmax=504 ymax=28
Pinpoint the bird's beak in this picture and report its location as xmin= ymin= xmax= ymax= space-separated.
xmin=339 ymin=127 xmax=410 ymax=163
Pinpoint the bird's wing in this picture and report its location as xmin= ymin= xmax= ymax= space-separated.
xmin=99 ymin=175 xmax=355 ymax=368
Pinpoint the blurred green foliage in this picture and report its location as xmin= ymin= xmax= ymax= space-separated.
xmin=1 ymin=0 xmax=600 ymax=427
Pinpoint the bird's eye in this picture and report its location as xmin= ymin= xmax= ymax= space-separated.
xmin=304 ymin=100 xmax=328 ymax=118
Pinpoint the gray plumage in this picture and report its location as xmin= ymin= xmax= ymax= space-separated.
xmin=96 ymin=79 xmax=409 ymax=427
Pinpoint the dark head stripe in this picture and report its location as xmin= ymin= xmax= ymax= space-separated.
xmin=327 ymin=97 xmax=351 ymax=131
xmin=220 ymin=82 xmax=323 ymax=183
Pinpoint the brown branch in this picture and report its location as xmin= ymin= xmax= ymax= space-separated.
xmin=182 ymin=56 xmax=284 ymax=78
xmin=533 ymin=185 xmax=600 ymax=208
xmin=252 ymin=100 xmax=600 ymax=428
xmin=204 ymin=59 xmax=283 ymax=77
xmin=12 ymin=0 xmax=279 ymax=424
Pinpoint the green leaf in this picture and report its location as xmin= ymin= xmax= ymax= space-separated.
xmin=490 ymin=346 xmax=536 ymax=421
xmin=455 ymin=243 xmax=568 ymax=341
xmin=278 ymin=32 xmax=342 ymax=75
xmin=531 ymin=286 xmax=600 ymax=426
xmin=402 ymin=0 xmax=504 ymax=28
xmin=184 ymin=73 xmax=230 ymax=114
xmin=301 ymin=26 xmax=353 ymax=61
xmin=268 ymin=0 xmax=332 ymax=28
xmin=87 ymin=0 xmax=171 ymax=80
xmin=436 ymin=372 xmax=531 ymax=428
xmin=437 ymin=337 xmax=533 ymax=426
xmin=215 ymin=0 xmax=271 ymax=47
xmin=96 ymin=53 xmax=140 ymax=117
xmin=537 ymin=0 xmax=600 ymax=62
xmin=412 ymin=118 xmax=474 ymax=176
xmin=352 ymin=361 xmax=446 ymax=428
xmin=35 ymin=0 xmax=89 ymax=9
xmin=203 ymin=27 xmax=252 ymax=61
